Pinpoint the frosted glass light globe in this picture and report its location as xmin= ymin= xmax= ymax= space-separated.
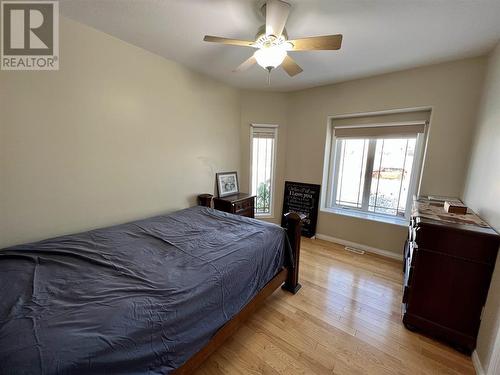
xmin=254 ymin=46 xmax=287 ymax=69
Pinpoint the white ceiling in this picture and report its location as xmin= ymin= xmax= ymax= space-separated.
xmin=60 ymin=0 xmax=500 ymax=92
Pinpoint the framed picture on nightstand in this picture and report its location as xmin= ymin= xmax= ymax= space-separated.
xmin=216 ymin=171 xmax=239 ymax=198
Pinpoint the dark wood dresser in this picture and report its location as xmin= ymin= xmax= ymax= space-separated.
xmin=213 ymin=193 xmax=255 ymax=218
xmin=403 ymin=197 xmax=500 ymax=353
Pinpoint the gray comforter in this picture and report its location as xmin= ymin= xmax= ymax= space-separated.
xmin=0 ymin=206 xmax=289 ymax=374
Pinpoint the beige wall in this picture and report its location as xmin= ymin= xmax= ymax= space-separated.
xmin=464 ymin=43 xmax=500 ymax=374
xmin=0 ymin=17 xmax=241 ymax=248
xmin=285 ymin=57 xmax=487 ymax=253
xmin=239 ymin=90 xmax=288 ymax=224
xmin=0 ymin=17 xmax=491 ymax=262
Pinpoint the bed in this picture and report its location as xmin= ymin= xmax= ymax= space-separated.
xmin=0 ymin=206 xmax=302 ymax=374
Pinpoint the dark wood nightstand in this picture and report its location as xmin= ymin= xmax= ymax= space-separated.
xmin=213 ymin=193 xmax=255 ymax=218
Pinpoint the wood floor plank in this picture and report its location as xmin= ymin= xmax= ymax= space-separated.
xmin=194 ymin=238 xmax=475 ymax=375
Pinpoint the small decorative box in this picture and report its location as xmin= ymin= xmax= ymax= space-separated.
xmin=444 ymin=200 xmax=467 ymax=215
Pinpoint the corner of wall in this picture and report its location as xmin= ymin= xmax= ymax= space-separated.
xmin=461 ymin=41 xmax=500 ymax=375
xmin=472 ymin=350 xmax=486 ymax=375
xmin=461 ymin=54 xmax=492 ymax=201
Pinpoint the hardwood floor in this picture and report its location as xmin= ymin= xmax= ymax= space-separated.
xmin=194 ymin=238 xmax=475 ymax=375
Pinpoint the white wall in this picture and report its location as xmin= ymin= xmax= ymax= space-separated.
xmin=464 ymin=42 xmax=500 ymax=375
xmin=0 ymin=17 xmax=241 ymax=248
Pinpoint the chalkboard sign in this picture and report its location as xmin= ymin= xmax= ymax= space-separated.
xmin=281 ymin=181 xmax=321 ymax=238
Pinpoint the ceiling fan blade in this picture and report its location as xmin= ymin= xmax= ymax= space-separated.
xmin=234 ymin=55 xmax=257 ymax=72
xmin=281 ymin=55 xmax=303 ymax=77
xmin=265 ymin=0 xmax=291 ymax=37
xmin=288 ymin=34 xmax=343 ymax=51
xmin=203 ymin=35 xmax=256 ymax=48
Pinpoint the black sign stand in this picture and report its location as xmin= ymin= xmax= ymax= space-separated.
xmin=281 ymin=181 xmax=321 ymax=238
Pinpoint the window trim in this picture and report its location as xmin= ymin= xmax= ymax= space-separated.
xmin=321 ymin=111 xmax=430 ymax=225
xmin=322 ymin=206 xmax=409 ymax=226
xmin=249 ymin=124 xmax=278 ymax=218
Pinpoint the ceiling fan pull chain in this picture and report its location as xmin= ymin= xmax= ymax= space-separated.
xmin=267 ymin=67 xmax=272 ymax=85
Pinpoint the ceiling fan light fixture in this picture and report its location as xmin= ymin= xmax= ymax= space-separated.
xmin=254 ymin=45 xmax=287 ymax=70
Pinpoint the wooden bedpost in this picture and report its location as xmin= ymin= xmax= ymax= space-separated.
xmin=282 ymin=212 xmax=305 ymax=294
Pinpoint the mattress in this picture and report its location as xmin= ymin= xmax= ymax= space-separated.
xmin=0 ymin=206 xmax=289 ymax=374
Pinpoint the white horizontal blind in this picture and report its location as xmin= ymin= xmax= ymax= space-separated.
xmin=251 ymin=127 xmax=276 ymax=138
xmin=332 ymin=110 xmax=430 ymax=139
xmin=333 ymin=110 xmax=431 ymax=126
xmin=334 ymin=121 xmax=426 ymax=138
xmin=251 ymin=125 xmax=278 ymax=216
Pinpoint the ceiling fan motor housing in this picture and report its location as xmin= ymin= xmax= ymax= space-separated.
xmin=255 ymin=24 xmax=288 ymax=43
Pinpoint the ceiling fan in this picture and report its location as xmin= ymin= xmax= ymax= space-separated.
xmin=203 ymin=0 xmax=343 ymax=81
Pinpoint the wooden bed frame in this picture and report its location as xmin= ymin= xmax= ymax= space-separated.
xmin=175 ymin=212 xmax=305 ymax=374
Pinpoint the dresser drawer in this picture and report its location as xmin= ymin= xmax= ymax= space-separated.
xmin=213 ymin=194 xmax=255 ymax=219
xmin=415 ymin=223 xmax=498 ymax=264
xmin=236 ymin=208 xmax=254 ymax=218
xmin=234 ymin=199 xmax=254 ymax=213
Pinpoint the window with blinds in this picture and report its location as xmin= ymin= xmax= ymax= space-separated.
xmin=250 ymin=124 xmax=278 ymax=216
xmin=324 ymin=110 xmax=430 ymax=221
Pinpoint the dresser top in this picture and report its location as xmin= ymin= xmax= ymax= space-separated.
xmin=412 ymin=197 xmax=498 ymax=236
xmin=214 ymin=193 xmax=255 ymax=203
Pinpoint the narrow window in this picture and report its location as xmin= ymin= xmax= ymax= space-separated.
xmin=250 ymin=124 xmax=278 ymax=217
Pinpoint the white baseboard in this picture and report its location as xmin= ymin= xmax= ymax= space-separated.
xmin=315 ymin=233 xmax=403 ymax=261
xmin=472 ymin=350 xmax=485 ymax=375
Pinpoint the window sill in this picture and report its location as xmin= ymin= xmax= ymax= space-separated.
xmin=321 ymin=207 xmax=409 ymax=227
xmin=256 ymin=214 xmax=274 ymax=219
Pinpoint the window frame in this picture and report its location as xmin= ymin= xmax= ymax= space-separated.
xmin=322 ymin=119 xmax=428 ymax=225
xmin=249 ymin=124 xmax=278 ymax=218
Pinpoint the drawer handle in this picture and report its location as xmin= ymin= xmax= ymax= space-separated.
xmin=405 ymin=264 xmax=414 ymax=286
xmin=402 ymin=286 xmax=410 ymax=303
